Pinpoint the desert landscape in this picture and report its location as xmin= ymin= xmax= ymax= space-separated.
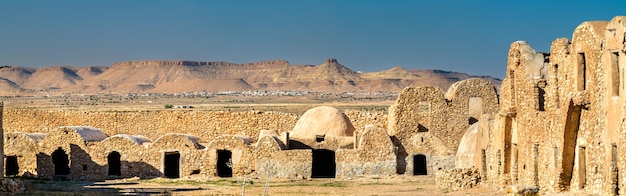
xmin=1 ymin=1 xmax=624 ymax=195
xmin=0 ymin=61 xmax=505 ymax=195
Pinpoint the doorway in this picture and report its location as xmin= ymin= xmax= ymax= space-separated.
xmin=52 ymin=147 xmax=70 ymax=175
xmin=413 ymin=154 xmax=427 ymax=175
xmin=311 ymin=149 xmax=335 ymax=178
xmin=5 ymin=156 xmax=18 ymax=176
xmin=163 ymin=151 xmax=180 ymax=178
xmin=108 ymin=151 xmax=121 ymax=176
xmin=217 ymin=150 xmax=233 ymax=177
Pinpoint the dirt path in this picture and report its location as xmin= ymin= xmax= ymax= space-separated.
xmin=64 ymin=175 xmax=502 ymax=195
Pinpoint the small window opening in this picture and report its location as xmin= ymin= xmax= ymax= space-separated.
xmin=417 ymin=124 xmax=428 ymax=132
xmin=578 ymin=53 xmax=587 ymax=91
xmin=315 ymin=135 xmax=325 ymax=142
xmin=611 ymin=51 xmax=620 ymax=96
xmin=191 ymin=169 xmax=201 ymax=175
xmin=537 ymin=84 xmax=546 ymax=111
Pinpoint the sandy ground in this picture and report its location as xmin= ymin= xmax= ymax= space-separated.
xmin=18 ymin=175 xmax=503 ymax=195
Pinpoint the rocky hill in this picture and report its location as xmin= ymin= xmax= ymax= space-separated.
xmin=0 ymin=59 xmax=501 ymax=95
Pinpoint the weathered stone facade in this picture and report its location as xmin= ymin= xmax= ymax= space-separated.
xmin=1 ymin=78 xmax=499 ymax=181
xmin=387 ymin=78 xmax=499 ymax=176
xmin=476 ymin=16 xmax=626 ymax=195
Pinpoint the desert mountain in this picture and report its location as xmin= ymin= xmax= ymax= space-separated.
xmin=0 ymin=59 xmax=501 ymax=95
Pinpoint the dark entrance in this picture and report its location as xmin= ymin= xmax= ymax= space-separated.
xmin=108 ymin=151 xmax=121 ymax=176
xmin=559 ymin=102 xmax=582 ymax=189
xmin=217 ymin=150 xmax=233 ymax=177
xmin=163 ymin=152 xmax=180 ymax=178
xmin=311 ymin=149 xmax=335 ymax=178
xmin=5 ymin=156 xmax=18 ymax=176
xmin=413 ymin=154 xmax=427 ymax=175
xmin=52 ymin=147 xmax=70 ymax=175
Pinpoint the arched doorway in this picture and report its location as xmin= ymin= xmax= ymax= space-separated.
xmin=413 ymin=154 xmax=427 ymax=175
xmin=217 ymin=150 xmax=233 ymax=177
xmin=108 ymin=151 xmax=121 ymax=176
xmin=311 ymin=149 xmax=335 ymax=178
xmin=52 ymin=148 xmax=70 ymax=175
xmin=5 ymin=156 xmax=18 ymax=176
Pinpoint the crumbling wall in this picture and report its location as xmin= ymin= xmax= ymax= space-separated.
xmin=93 ymin=134 xmax=158 ymax=179
xmin=445 ymin=78 xmax=499 ymax=151
xmin=4 ymin=132 xmax=44 ymax=177
xmin=38 ymin=126 xmax=107 ymax=180
xmin=336 ymin=126 xmax=396 ymax=178
xmin=485 ymin=16 xmax=626 ymax=195
xmin=388 ymin=79 xmax=499 ymax=175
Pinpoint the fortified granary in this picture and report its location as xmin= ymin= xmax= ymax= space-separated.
xmin=474 ymin=16 xmax=626 ymax=195
xmin=0 ymin=77 xmax=498 ymax=182
xmin=2 ymin=15 xmax=624 ymax=196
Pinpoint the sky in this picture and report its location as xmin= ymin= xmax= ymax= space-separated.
xmin=1 ymin=1 xmax=625 ymax=78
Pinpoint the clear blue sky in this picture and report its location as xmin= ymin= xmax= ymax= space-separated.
xmin=1 ymin=1 xmax=625 ymax=78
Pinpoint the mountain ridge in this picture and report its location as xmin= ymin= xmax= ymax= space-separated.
xmin=0 ymin=59 xmax=501 ymax=95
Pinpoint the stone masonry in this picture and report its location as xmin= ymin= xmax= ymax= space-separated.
xmin=1 ymin=76 xmax=498 ymax=181
xmin=475 ymin=16 xmax=626 ymax=195
xmin=8 ymin=18 xmax=625 ymax=196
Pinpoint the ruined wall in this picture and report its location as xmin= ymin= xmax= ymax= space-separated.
xmin=93 ymin=135 xmax=158 ymax=179
xmin=445 ymin=78 xmax=499 ymax=151
xmin=388 ymin=78 xmax=499 ymax=175
xmin=336 ymin=126 xmax=396 ymax=178
xmin=484 ymin=16 xmax=626 ymax=195
xmin=4 ymin=133 xmax=43 ymax=177
xmin=38 ymin=126 xmax=108 ymax=180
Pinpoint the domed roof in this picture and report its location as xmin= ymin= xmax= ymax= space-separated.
xmin=290 ymin=106 xmax=355 ymax=139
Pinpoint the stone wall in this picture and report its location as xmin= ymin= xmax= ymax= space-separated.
xmin=1 ymin=77 xmax=500 ymax=181
xmin=3 ymin=109 xmax=386 ymax=141
xmin=388 ymin=78 xmax=499 ymax=175
xmin=4 ymin=132 xmax=42 ymax=177
xmin=38 ymin=126 xmax=108 ymax=181
xmin=482 ymin=16 xmax=626 ymax=195
xmin=435 ymin=168 xmax=481 ymax=191
xmin=336 ymin=126 xmax=396 ymax=178
xmin=94 ymin=134 xmax=158 ymax=179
